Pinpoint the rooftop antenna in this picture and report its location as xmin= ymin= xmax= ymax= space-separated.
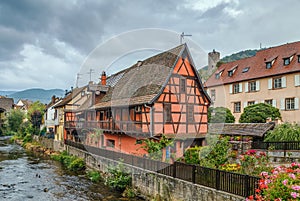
xmin=87 ymin=69 xmax=95 ymax=82
xmin=76 ymin=73 xmax=83 ymax=87
xmin=180 ymin=32 xmax=192 ymax=44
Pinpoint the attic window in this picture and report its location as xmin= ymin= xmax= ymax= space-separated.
xmin=228 ymin=66 xmax=237 ymax=77
xmin=266 ymin=62 xmax=272 ymax=69
xmin=298 ymin=55 xmax=300 ymax=63
xmin=215 ymin=70 xmax=223 ymax=79
xmin=242 ymin=67 xmax=250 ymax=73
xmin=283 ymin=58 xmax=290 ymax=66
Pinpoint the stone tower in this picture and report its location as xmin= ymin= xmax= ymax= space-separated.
xmin=208 ymin=49 xmax=220 ymax=75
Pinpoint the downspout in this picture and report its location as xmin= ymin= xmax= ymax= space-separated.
xmin=144 ymin=104 xmax=154 ymax=137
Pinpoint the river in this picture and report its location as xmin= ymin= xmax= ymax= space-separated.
xmin=0 ymin=136 xmax=144 ymax=201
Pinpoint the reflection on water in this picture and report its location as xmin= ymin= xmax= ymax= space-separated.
xmin=0 ymin=136 xmax=143 ymax=201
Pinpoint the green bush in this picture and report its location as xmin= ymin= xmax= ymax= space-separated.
xmin=21 ymin=134 xmax=33 ymax=146
xmin=208 ymin=107 xmax=235 ymax=123
xmin=264 ymin=123 xmax=300 ymax=142
xmin=86 ymin=170 xmax=102 ymax=182
xmin=184 ymin=146 xmax=201 ymax=164
xmin=105 ymin=162 xmax=131 ymax=192
xmin=51 ymin=151 xmax=86 ymax=171
xmin=239 ymin=103 xmax=281 ymax=123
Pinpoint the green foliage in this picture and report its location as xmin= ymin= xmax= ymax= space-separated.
xmin=199 ymin=136 xmax=232 ymax=168
xmin=208 ymin=107 xmax=235 ymax=123
xmin=239 ymin=103 xmax=281 ymax=123
xmin=7 ymin=109 xmax=24 ymax=133
xmin=105 ymin=162 xmax=131 ymax=192
xmin=86 ymin=170 xmax=102 ymax=183
xmin=122 ymin=187 xmax=136 ymax=198
xmin=220 ymin=49 xmax=257 ymax=63
xmin=265 ymin=123 xmax=300 ymax=142
xmin=21 ymin=134 xmax=33 ymax=146
xmin=51 ymin=151 xmax=85 ymax=171
xmin=142 ymin=135 xmax=173 ymax=160
xmin=27 ymin=101 xmax=46 ymax=117
xmin=184 ymin=146 xmax=201 ymax=164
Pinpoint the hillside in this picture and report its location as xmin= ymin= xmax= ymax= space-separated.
xmin=220 ymin=49 xmax=257 ymax=63
xmin=0 ymin=91 xmax=17 ymax=96
xmin=8 ymin=88 xmax=65 ymax=104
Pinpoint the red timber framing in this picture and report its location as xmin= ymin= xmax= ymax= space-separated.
xmin=152 ymin=54 xmax=209 ymax=138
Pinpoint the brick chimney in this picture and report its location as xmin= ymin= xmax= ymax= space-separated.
xmin=101 ymin=71 xmax=106 ymax=85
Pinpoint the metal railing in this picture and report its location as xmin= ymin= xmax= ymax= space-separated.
xmin=252 ymin=141 xmax=300 ymax=150
xmin=65 ymin=140 xmax=259 ymax=197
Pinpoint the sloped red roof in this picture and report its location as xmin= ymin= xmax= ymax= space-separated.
xmin=205 ymin=41 xmax=300 ymax=87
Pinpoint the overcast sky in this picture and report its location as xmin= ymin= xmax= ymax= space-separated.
xmin=1 ymin=0 xmax=300 ymax=91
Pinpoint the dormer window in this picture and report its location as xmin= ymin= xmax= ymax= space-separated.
xmin=242 ymin=67 xmax=250 ymax=73
xmin=298 ymin=55 xmax=300 ymax=63
xmin=228 ymin=66 xmax=237 ymax=77
xmin=266 ymin=62 xmax=272 ymax=69
xmin=215 ymin=70 xmax=223 ymax=79
xmin=283 ymin=58 xmax=290 ymax=66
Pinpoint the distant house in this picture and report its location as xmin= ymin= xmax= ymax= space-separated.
xmin=43 ymin=96 xmax=62 ymax=134
xmin=53 ymin=87 xmax=89 ymax=142
xmin=0 ymin=96 xmax=14 ymax=129
xmin=205 ymin=41 xmax=300 ymax=123
xmin=15 ymin=99 xmax=33 ymax=113
xmin=70 ymin=44 xmax=211 ymax=158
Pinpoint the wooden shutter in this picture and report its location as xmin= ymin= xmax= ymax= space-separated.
xmin=245 ymin=82 xmax=248 ymax=92
xmin=280 ymin=99 xmax=285 ymax=110
xmin=295 ymin=75 xmax=300 ymax=86
xmin=282 ymin=76 xmax=287 ymax=88
xmin=295 ymin=98 xmax=299 ymax=110
xmin=243 ymin=102 xmax=247 ymax=108
xmin=229 ymin=84 xmax=233 ymax=94
xmin=272 ymin=100 xmax=277 ymax=107
xmin=268 ymin=79 xmax=272 ymax=89
xmin=256 ymin=81 xmax=260 ymax=91
xmin=239 ymin=83 xmax=243 ymax=92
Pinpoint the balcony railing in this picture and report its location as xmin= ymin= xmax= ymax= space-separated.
xmin=66 ymin=120 xmax=149 ymax=136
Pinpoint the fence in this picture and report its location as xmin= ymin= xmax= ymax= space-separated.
xmin=252 ymin=141 xmax=300 ymax=150
xmin=65 ymin=140 xmax=259 ymax=197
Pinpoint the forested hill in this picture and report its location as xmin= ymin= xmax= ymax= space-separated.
xmin=220 ymin=49 xmax=258 ymax=63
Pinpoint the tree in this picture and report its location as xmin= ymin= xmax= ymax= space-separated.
xmin=27 ymin=101 xmax=45 ymax=135
xmin=239 ymin=103 xmax=281 ymax=123
xmin=208 ymin=107 xmax=235 ymax=123
xmin=7 ymin=109 xmax=25 ymax=133
xmin=264 ymin=123 xmax=300 ymax=142
xmin=142 ymin=135 xmax=173 ymax=160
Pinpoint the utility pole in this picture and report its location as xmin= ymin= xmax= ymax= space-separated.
xmin=87 ymin=69 xmax=95 ymax=82
xmin=76 ymin=73 xmax=83 ymax=88
xmin=180 ymin=32 xmax=192 ymax=44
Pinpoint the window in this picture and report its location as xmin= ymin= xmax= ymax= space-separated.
xmin=285 ymin=98 xmax=295 ymax=110
xmin=215 ymin=73 xmax=220 ymax=79
xmin=265 ymin=99 xmax=273 ymax=105
xmin=163 ymin=103 xmax=172 ymax=123
xmin=242 ymin=67 xmax=250 ymax=73
xmin=274 ymin=78 xmax=282 ymax=89
xmin=233 ymin=84 xmax=240 ymax=94
xmin=249 ymin=81 xmax=256 ymax=92
xmin=187 ymin=105 xmax=194 ymax=123
xmin=248 ymin=101 xmax=255 ymax=106
xmin=234 ymin=102 xmax=241 ymax=113
xmin=283 ymin=58 xmax=290 ymax=66
xmin=298 ymin=55 xmax=300 ymax=63
xmin=228 ymin=70 xmax=233 ymax=77
xmin=210 ymin=89 xmax=216 ymax=101
xmin=180 ymin=78 xmax=186 ymax=93
xmin=266 ymin=62 xmax=272 ymax=69
xmin=107 ymin=139 xmax=115 ymax=148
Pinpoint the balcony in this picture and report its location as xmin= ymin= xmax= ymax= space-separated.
xmin=69 ymin=120 xmax=149 ymax=137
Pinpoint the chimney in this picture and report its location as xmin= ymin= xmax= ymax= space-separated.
xmin=71 ymin=86 xmax=73 ymax=91
xmin=51 ymin=95 xmax=56 ymax=104
xmin=101 ymin=71 xmax=106 ymax=85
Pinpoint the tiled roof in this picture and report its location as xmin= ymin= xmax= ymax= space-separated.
xmin=93 ymin=44 xmax=197 ymax=109
xmin=208 ymin=123 xmax=275 ymax=137
xmin=205 ymin=41 xmax=300 ymax=87
xmin=0 ymin=97 xmax=14 ymax=111
xmin=54 ymin=86 xmax=86 ymax=108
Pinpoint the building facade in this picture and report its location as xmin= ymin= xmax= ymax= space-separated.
xmin=69 ymin=44 xmax=211 ymax=159
xmin=205 ymin=41 xmax=300 ymax=123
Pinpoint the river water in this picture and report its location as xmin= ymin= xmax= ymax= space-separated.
xmin=0 ymin=136 xmax=144 ymax=201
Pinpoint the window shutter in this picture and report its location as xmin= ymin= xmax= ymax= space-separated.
xmin=243 ymin=102 xmax=247 ymax=108
xmin=295 ymin=75 xmax=300 ymax=86
xmin=256 ymin=81 xmax=260 ymax=91
xmin=239 ymin=83 xmax=243 ymax=92
xmin=268 ymin=79 xmax=273 ymax=89
xmin=280 ymin=99 xmax=285 ymax=110
xmin=245 ymin=82 xmax=248 ymax=92
xmin=295 ymin=98 xmax=299 ymax=110
xmin=282 ymin=76 xmax=286 ymax=88
xmin=272 ymin=100 xmax=277 ymax=107
xmin=229 ymin=84 xmax=233 ymax=94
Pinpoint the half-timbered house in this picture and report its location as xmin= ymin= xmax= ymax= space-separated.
xmin=73 ymin=44 xmax=211 ymax=158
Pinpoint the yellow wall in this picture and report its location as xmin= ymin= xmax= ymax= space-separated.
xmin=207 ymin=72 xmax=300 ymax=123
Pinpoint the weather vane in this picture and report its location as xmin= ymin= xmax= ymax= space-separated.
xmin=180 ymin=32 xmax=192 ymax=44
